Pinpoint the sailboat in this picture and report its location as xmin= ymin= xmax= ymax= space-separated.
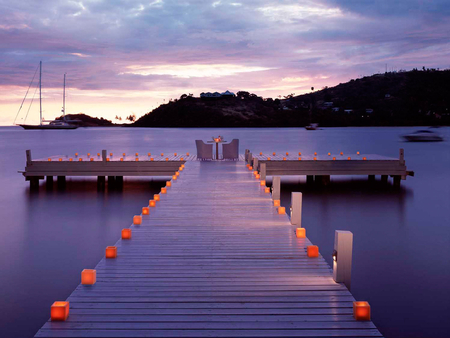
xmin=17 ymin=61 xmax=78 ymax=130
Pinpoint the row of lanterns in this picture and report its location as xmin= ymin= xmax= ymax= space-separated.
xmin=50 ymin=163 xmax=186 ymax=321
xmin=48 ymin=152 xmax=190 ymax=162
xmin=255 ymin=151 xmax=367 ymax=161
xmin=247 ymin=161 xmax=371 ymax=322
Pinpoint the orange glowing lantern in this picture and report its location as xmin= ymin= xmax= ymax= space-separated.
xmin=90 ymin=158 xmax=94 ymax=162
xmin=149 ymin=200 xmax=156 ymax=207
xmin=69 ymin=158 xmax=73 ymax=161
xmin=81 ymin=269 xmax=96 ymax=285
xmin=273 ymin=200 xmax=280 ymax=207
xmin=79 ymin=158 xmax=83 ymax=162
xmin=150 ymin=158 xmax=154 ymax=161
xmin=314 ymin=157 xmax=317 ymax=160
xmin=296 ymin=228 xmax=306 ymax=238
xmin=246 ymin=164 xmax=250 ymax=168
xmin=175 ymin=172 xmax=180 ymax=176
xmin=106 ymin=158 xmax=110 ymax=162
xmin=179 ymin=167 xmax=183 ymax=171
xmin=123 ymin=153 xmax=126 ymax=157
xmin=174 ymin=153 xmax=177 ymax=156
xmin=363 ymin=157 xmax=367 ymax=160
xmin=161 ymin=187 xmax=167 ymax=194
xmin=249 ymin=166 xmax=253 ymax=170
xmin=283 ymin=157 xmax=286 ymax=161
xmin=122 ymin=228 xmax=132 ymax=239
xmin=120 ymin=158 xmax=123 ymax=161
xmin=286 ymin=152 xmax=289 ymax=156
xmin=333 ymin=157 xmax=336 ymax=160
xmin=260 ymin=152 xmax=263 ymax=155
xmin=105 ymin=246 xmax=117 ymax=258
xmin=87 ymin=153 xmax=90 ymax=157
xmin=298 ymin=152 xmax=302 ymax=156
xmin=154 ymin=194 xmax=160 ymax=201
xmin=264 ymin=187 xmax=270 ymax=193
xmin=307 ymin=245 xmax=319 ymax=258
xmin=267 ymin=157 xmax=271 ymax=161
xmin=161 ymin=153 xmax=164 ymax=156
xmin=357 ymin=151 xmax=360 ymax=155
xmin=110 ymin=152 xmax=113 ymax=157
xmin=97 ymin=153 xmax=100 ymax=157
xmin=142 ymin=207 xmax=149 ymax=215
xmin=51 ymin=301 xmax=69 ymax=321
xmin=135 ymin=158 xmax=139 ymax=161
xmin=186 ymin=152 xmax=189 ymax=156
xmin=147 ymin=152 xmax=151 ymax=156
xmin=273 ymin=152 xmax=276 ymax=156
xmin=172 ymin=175 xmax=177 ymax=180
xmin=278 ymin=206 xmax=285 ymax=214
xmin=314 ymin=152 xmax=317 ymax=156
xmin=135 ymin=153 xmax=139 ymax=157
xmin=181 ymin=164 xmax=185 ymax=168
xmin=348 ymin=157 xmax=351 ymax=160
xmin=298 ymin=157 xmax=302 ymax=160
xmin=255 ymin=174 xmax=260 ymax=179
xmin=353 ymin=301 xmax=371 ymax=321
xmin=133 ymin=215 xmax=142 ymax=225
xmin=253 ymin=171 xmax=258 ymax=176
xmin=180 ymin=157 xmax=184 ymax=161
xmin=59 ymin=158 xmax=62 ymax=162
xmin=48 ymin=158 xmax=51 ymax=161
xmin=260 ymin=180 xmax=266 ymax=186
xmin=165 ymin=158 xmax=169 ymax=161
xmin=75 ymin=153 xmax=78 ymax=157
xmin=166 ymin=181 xmax=172 ymax=187
xmin=340 ymin=152 xmax=343 ymax=155
xmin=328 ymin=152 xmax=331 ymax=156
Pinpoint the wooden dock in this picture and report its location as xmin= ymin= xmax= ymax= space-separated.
xmin=35 ymin=160 xmax=383 ymax=337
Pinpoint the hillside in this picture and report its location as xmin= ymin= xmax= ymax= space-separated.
xmin=56 ymin=114 xmax=115 ymax=127
xmin=134 ymin=69 xmax=450 ymax=127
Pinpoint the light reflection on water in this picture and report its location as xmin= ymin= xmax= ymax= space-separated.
xmin=0 ymin=126 xmax=449 ymax=338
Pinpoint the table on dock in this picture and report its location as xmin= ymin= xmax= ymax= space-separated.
xmin=35 ymin=161 xmax=382 ymax=337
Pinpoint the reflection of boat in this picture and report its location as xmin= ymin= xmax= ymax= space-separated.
xmin=16 ymin=61 xmax=78 ymax=130
xmin=402 ymin=129 xmax=443 ymax=142
xmin=305 ymin=123 xmax=319 ymax=130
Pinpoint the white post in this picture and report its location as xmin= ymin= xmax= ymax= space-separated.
xmin=399 ymin=148 xmax=405 ymax=165
xmin=253 ymin=158 xmax=259 ymax=171
xmin=260 ymin=163 xmax=266 ymax=180
xmin=333 ymin=230 xmax=353 ymax=290
xmin=26 ymin=150 xmax=32 ymax=166
xmin=248 ymin=152 xmax=253 ymax=165
xmin=272 ymin=176 xmax=280 ymax=200
xmin=290 ymin=192 xmax=302 ymax=226
xmin=102 ymin=150 xmax=107 ymax=163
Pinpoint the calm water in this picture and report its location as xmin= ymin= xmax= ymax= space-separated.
xmin=0 ymin=126 xmax=449 ymax=338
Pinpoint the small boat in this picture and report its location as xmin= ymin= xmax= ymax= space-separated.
xmin=402 ymin=129 xmax=444 ymax=142
xmin=16 ymin=61 xmax=78 ymax=130
xmin=305 ymin=123 xmax=319 ymax=130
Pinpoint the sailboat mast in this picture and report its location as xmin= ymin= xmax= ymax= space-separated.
xmin=63 ymin=73 xmax=66 ymax=119
xmin=39 ymin=61 xmax=42 ymax=125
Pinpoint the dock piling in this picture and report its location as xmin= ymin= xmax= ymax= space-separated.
xmin=290 ymin=192 xmax=302 ymax=226
xmin=260 ymin=163 xmax=266 ymax=181
xmin=307 ymin=175 xmax=314 ymax=185
xmin=97 ymin=176 xmax=105 ymax=191
xmin=101 ymin=150 xmax=107 ymax=163
xmin=333 ymin=230 xmax=353 ymax=290
xmin=57 ymin=176 xmax=66 ymax=189
xmin=46 ymin=176 xmax=53 ymax=189
xmin=272 ymin=176 xmax=280 ymax=200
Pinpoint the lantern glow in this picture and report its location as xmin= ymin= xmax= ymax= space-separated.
xmin=81 ymin=269 xmax=96 ymax=285
xmin=79 ymin=158 xmax=83 ymax=161
xmin=120 ymin=158 xmax=123 ymax=161
xmin=59 ymin=158 xmax=62 ymax=161
xmin=348 ymin=157 xmax=351 ymax=160
xmin=260 ymin=180 xmax=266 ymax=186
xmin=172 ymin=175 xmax=177 ymax=180
xmin=154 ymin=194 xmax=160 ymax=201
xmin=353 ymin=301 xmax=371 ymax=321
xmin=174 ymin=153 xmax=177 ymax=156
xmin=267 ymin=157 xmax=271 ymax=161
xmin=314 ymin=157 xmax=317 ymax=161
xmin=51 ymin=301 xmax=69 ymax=321
xmin=90 ymin=158 xmax=94 ymax=162
xmin=273 ymin=200 xmax=280 ymax=207
xmin=149 ymin=200 xmax=156 ymax=207
xmin=69 ymin=158 xmax=73 ymax=161
xmin=249 ymin=166 xmax=253 ymax=170
xmin=186 ymin=152 xmax=189 ymax=156
xmin=314 ymin=152 xmax=317 ymax=156
xmin=142 ymin=207 xmax=149 ymax=215
xmin=340 ymin=152 xmax=343 ymax=155
xmin=333 ymin=157 xmax=336 ymax=160
xmin=176 ymin=172 xmax=180 ymax=176
xmin=255 ymin=174 xmax=260 ymax=179
xmin=180 ymin=157 xmax=184 ymax=161
xmin=147 ymin=153 xmax=151 ymax=156
xmin=150 ymin=158 xmax=154 ymax=161
xmin=307 ymin=245 xmax=319 ymax=257
xmin=278 ymin=206 xmax=285 ymax=215
xmin=110 ymin=153 xmax=113 ymax=157
xmin=122 ymin=228 xmax=132 ymax=239
xmin=296 ymin=228 xmax=306 ymax=238
xmin=161 ymin=153 xmax=164 ymax=156
xmin=135 ymin=158 xmax=139 ymax=161
xmin=264 ymin=187 xmax=270 ymax=193
xmin=260 ymin=152 xmax=262 ymax=155
xmin=135 ymin=153 xmax=139 ymax=157
xmin=328 ymin=152 xmax=331 ymax=156
xmin=357 ymin=151 xmax=360 ymax=155
xmin=87 ymin=153 xmax=90 ymax=157
xmin=161 ymin=187 xmax=167 ymax=194
xmin=286 ymin=152 xmax=289 ymax=156
xmin=363 ymin=157 xmax=367 ymax=160
xmin=166 ymin=158 xmax=169 ymax=161
xmin=106 ymin=158 xmax=109 ymax=162
xmin=283 ymin=157 xmax=286 ymax=161
xmin=166 ymin=181 xmax=172 ymax=187
xmin=298 ymin=157 xmax=302 ymax=160
xmin=133 ymin=215 xmax=142 ymax=225
xmin=298 ymin=152 xmax=301 ymax=156
xmin=273 ymin=152 xmax=276 ymax=156
xmin=105 ymin=246 xmax=117 ymax=258
xmin=48 ymin=158 xmax=51 ymax=161
xmin=75 ymin=153 xmax=78 ymax=157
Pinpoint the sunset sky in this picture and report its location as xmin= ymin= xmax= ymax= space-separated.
xmin=1 ymin=0 xmax=449 ymax=125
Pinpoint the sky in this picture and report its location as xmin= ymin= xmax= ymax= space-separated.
xmin=1 ymin=0 xmax=450 ymax=125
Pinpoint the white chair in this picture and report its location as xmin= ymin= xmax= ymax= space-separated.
xmin=195 ymin=140 xmax=213 ymax=160
xmin=222 ymin=139 xmax=239 ymax=160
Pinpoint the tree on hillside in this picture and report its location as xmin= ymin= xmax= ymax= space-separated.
xmin=126 ymin=114 xmax=136 ymax=122
xmin=237 ymin=91 xmax=250 ymax=99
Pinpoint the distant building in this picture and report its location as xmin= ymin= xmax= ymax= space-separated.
xmin=200 ymin=90 xmax=235 ymax=98
xmin=323 ymin=102 xmax=334 ymax=107
xmin=344 ymin=109 xmax=353 ymax=114
xmin=332 ymin=107 xmax=340 ymax=112
xmin=365 ymin=109 xmax=374 ymax=114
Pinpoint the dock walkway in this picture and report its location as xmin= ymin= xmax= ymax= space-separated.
xmin=35 ymin=161 xmax=382 ymax=337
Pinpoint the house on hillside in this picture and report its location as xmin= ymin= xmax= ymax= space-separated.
xmin=200 ymin=90 xmax=235 ymax=99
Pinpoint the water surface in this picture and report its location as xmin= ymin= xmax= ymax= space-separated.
xmin=0 ymin=126 xmax=449 ymax=338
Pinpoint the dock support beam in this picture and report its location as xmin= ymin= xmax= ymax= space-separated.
xmin=108 ymin=176 xmax=116 ymax=189
xmin=290 ymin=192 xmax=302 ymax=226
xmin=115 ymin=176 xmax=123 ymax=190
xmin=97 ymin=176 xmax=105 ymax=190
xmin=307 ymin=175 xmax=314 ymax=185
xmin=46 ymin=176 xmax=53 ymax=188
xmin=260 ymin=163 xmax=266 ymax=181
xmin=248 ymin=153 xmax=253 ymax=166
xmin=272 ymin=176 xmax=280 ymax=201
xmin=368 ymin=175 xmax=375 ymax=183
xmin=393 ymin=175 xmax=401 ymax=188
xmin=245 ymin=149 xmax=249 ymax=163
xmin=30 ymin=177 xmax=39 ymax=190
xmin=57 ymin=176 xmax=66 ymax=189
xmin=253 ymin=158 xmax=259 ymax=172
xmin=381 ymin=175 xmax=388 ymax=184
xmin=333 ymin=230 xmax=353 ymax=290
